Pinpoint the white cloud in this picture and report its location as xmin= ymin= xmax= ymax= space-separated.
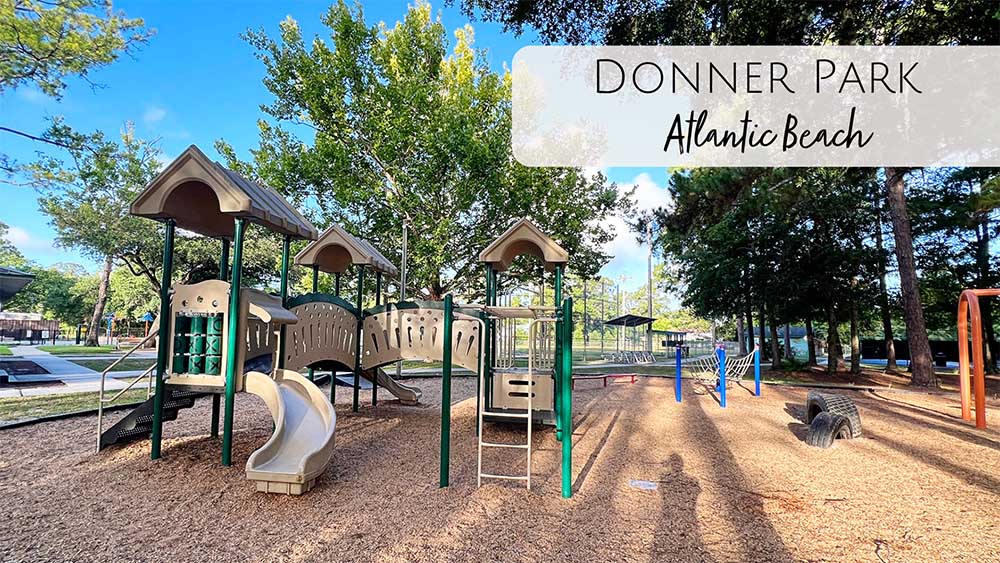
xmin=598 ymin=172 xmax=672 ymax=289
xmin=4 ymin=226 xmax=55 ymax=253
xmin=17 ymin=87 xmax=49 ymax=104
xmin=143 ymin=105 xmax=167 ymax=125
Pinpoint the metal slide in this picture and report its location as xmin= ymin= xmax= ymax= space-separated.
xmin=363 ymin=367 xmax=422 ymax=405
xmin=244 ymin=369 xmax=336 ymax=495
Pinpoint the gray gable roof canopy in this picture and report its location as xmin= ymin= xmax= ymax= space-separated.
xmin=295 ymin=224 xmax=399 ymax=277
xmin=130 ymin=145 xmax=318 ymax=241
xmin=605 ymin=314 xmax=657 ymax=327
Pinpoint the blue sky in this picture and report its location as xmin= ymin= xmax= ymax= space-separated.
xmin=0 ymin=0 xmax=671 ymax=293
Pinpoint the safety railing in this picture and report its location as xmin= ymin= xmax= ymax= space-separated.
xmin=96 ymin=331 xmax=158 ymax=452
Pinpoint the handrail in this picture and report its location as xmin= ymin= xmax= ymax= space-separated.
xmin=96 ymin=330 xmax=158 ymax=452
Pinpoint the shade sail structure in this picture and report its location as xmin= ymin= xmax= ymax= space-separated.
xmin=479 ymin=218 xmax=569 ymax=272
xmin=130 ymin=145 xmax=318 ymax=241
xmin=0 ymin=266 xmax=34 ymax=305
xmin=294 ymin=224 xmax=399 ymax=277
xmin=605 ymin=314 xmax=657 ymax=327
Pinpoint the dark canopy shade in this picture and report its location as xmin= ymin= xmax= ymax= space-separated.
xmin=0 ymin=266 xmax=34 ymax=305
xmin=605 ymin=314 xmax=656 ymax=327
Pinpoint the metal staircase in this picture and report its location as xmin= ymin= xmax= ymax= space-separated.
xmin=95 ymin=331 xmax=200 ymax=451
xmin=477 ymin=318 xmax=552 ymax=490
xmin=97 ymin=387 xmax=200 ymax=450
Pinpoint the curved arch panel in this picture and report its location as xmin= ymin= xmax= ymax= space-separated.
xmin=361 ymin=305 xmax=481 ymax=372
xmin=284 ymin=300 xmax=358 ymax=373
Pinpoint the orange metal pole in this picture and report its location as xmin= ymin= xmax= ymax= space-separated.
xmin=957 ymin=292 xmax=972 ymax=422
xmin=956 ymin=289 xmax=1000 ymax=429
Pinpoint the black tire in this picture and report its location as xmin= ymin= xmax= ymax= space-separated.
xmin=806 ymin=391 xmax=863 ymax=438
xmin=806 ymin=412 xmax=852 ymax=448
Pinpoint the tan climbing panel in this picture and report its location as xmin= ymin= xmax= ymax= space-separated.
xmin=284 ymin=300 xmax=358 ymax=373
xmin=361 ymin=305 xmax=482 ymax=372
xmin=491 ymin=369 xmax=555 ymax=413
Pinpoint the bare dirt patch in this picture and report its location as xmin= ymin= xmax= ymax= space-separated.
xmin=1 ymin=377 xmax=998 ymax=562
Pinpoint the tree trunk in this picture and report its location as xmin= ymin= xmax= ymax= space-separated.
xmin=736 ymin=315 xmax=747 ymax=355
xmin=850 ymin=299 xmax=861 ymax=375
xmin=768 ymin=306 xmax=781 ymax=370
xmin=745 ymin=301 xmax=755 ymax=353
xmin=85 ymin=255 xmax=113 ymax=347
xmin=884 ymin=167 xmax=936 ymax=387
xmin=977 ymin=219 xmax=996 ymax=373
xmin=874 ymin=195 xmax=897 ymax=371
xmin=805 ymin=317 xmax=817 ymax=366
xmin=783 ymin=323 xmax=792 ymax=360
xmin=827 ymin=305 xmax=840 ymax=374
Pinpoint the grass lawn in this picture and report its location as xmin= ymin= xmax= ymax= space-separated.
xmin=70 ymin=358 xmax=154 ymax=373
xmin=37 ymin=345 xmax=117 ymax=355
xmin=0 ymin=345 xmax=11 ymax=356
xmin=0 ymin=388 xmax=149 ymax=424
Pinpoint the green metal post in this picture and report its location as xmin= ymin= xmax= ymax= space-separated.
xmin=309 ymin=265 xmax=318 ymax=382
xmin=278 ymin=235 xmax=291 ymax=370
xmin=221 ymin=218 xmax=248 ymax=467
xmin=211 ymin=238 xmax=230 ymax=438
xmin=372 ymin=271 xmax=382 ymax=406
xmin=553 ymin=265 xmax=564 ymax=440
xmin=554 ymin=265 xmax=563 ymax=305
xmin=485 ymin=266 xmax=497 ymax=413
xmin=335 ymin=272 xmax=342 ymax=296
xmin=352 ymin=266 xmax=365 ymax=412
xmin=440 ymin=294 xmax=454 ymax=487
xmin=150 ymin=219 xmax=176 ymax=460
xmin=561 ymin=296 xmax=574 ymax=498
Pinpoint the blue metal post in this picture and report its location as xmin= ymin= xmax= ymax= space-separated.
xmin=717 ymin=346 xmax=727 ymax=408
xmin=674 ymin=345 xmax=682 ymax=403
xmin=754 ymin=348 xmax=761 ymax=396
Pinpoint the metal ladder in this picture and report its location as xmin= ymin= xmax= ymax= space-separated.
xmin=477 ymin=318 xmax=553 ymax=490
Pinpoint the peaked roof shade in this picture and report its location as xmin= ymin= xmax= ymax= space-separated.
xmin=479 ymin=218 xmax=569 ymax=272
xmin=130 ymin=145 xmax=317 ymax=241
xmin=294 ymin=224 xmax=399 ymax=277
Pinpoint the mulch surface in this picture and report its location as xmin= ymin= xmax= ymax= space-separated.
xmin=1 ymin=377 xmax=999 ymax=562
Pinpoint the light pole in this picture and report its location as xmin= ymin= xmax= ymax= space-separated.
xmin=396 ymin=218 xmax=408 ymax=381
xmin=647 ymin=222 xmax=654 ymax=355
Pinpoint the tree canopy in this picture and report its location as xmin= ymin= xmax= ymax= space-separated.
xmin=222 ymin=0 xmax=628 ymax=300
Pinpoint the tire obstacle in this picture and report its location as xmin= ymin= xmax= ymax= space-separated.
xmin=804 ymin=391 xmax=863 ymax=448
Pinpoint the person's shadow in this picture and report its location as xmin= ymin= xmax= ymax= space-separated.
xmin=652 ymin=453 xmax=716 ymax=562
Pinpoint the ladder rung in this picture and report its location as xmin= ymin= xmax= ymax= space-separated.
xmin=480 ymin=473 xmax=529 ymax=481
xmin=481 ymin=442 xmax=529 ymax=449
xmin=483 ymin=411 xmax=531 ymax=419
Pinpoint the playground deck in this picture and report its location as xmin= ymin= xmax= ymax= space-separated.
xmin=1 ymin=378 xmax=998 ymax=562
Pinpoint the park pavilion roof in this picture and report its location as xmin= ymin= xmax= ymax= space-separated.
xmin=479 ymin=218 xmax=569 ymax=272
xmin=605 ymin=314 xmax=657 ymax=327
xmin=294 ymin=224 xmax=399 ymax=277
xmin=130 ymin=145 xmax=317 ymax=241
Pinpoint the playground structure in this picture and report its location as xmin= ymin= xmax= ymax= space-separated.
xmin=95 ymin=146 xmax=575 ymax=497
xmin=477 ymin=219 xmax=574 ymax=495
xmin=957 ymin=288 xmax=998 ymax=429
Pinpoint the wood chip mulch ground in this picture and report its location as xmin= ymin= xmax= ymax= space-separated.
xmin=1 ymin=377 xmax=998 ymax=562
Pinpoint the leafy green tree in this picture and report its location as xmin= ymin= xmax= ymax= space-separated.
xmin=21 ymin=120 xmax=160 ymax=345
xmin=0 ymin=221 xmax=28 ymax=268
xmin=223 ymin=1 xmax=626 ymax=300
xmin=0 ymin=0 xmax=151 ymax=172
xmin=4 ymin=262 xmax=96 ymax=326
